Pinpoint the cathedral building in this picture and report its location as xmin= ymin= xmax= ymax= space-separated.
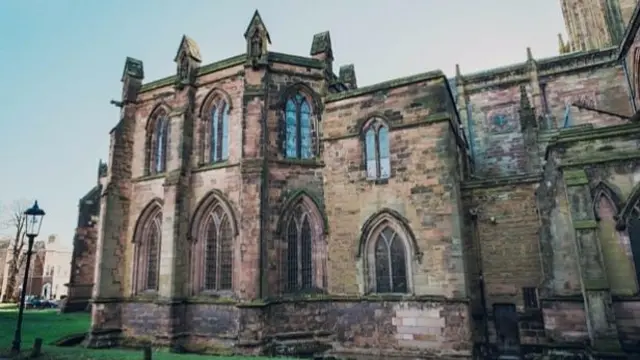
xmin=67 ymin=0 xmax=640 ymax=358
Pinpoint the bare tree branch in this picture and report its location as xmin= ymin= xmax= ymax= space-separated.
xmin=0 ymin=199 xmax=31 ymax=302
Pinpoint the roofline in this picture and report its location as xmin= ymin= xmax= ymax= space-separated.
xmin=617 ymin=3 xmax=640 ymax=61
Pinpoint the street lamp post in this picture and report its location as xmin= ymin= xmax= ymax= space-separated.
xmin=11 ymin=201 xmax=45 ymax=354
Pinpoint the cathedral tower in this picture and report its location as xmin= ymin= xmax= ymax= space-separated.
xmin=560 ymin=0 xmax=637 ymax=52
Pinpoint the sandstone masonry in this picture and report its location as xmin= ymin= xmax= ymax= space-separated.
xmin=69 ymin=2 xmax=640 ymax=359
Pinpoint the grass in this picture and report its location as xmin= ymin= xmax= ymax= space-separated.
xmin=0 ymin=306 xmax=293 ymax=360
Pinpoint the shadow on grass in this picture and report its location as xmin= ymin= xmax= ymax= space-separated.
xmin=0 ymin=308 xmax=296 ymax=360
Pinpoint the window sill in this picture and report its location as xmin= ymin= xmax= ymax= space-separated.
xmin=187 ymin=294 xmax=237 ymax=305
xmin=133 ymin=173 xmax=166 ymax=183
xmin=366 ymin=177 xmax=390 ymax=185
xmin=193 ymin=161 xmax=238 ymax=173
xmin=273 ymin=158 xmax=325 ymax=167
xmin=130 ymin=291 xmax=158 ymax=302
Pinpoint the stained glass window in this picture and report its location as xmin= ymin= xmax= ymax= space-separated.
xmin=284 ymin=93 xmax=314 ymax=159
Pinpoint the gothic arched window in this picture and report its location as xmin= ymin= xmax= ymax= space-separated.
xmin=281 ymin=196 xmax=326 ymax=294
xmin=146 ymin=109 xmax=170 ymax=175
xmin=363 ymin=118 xmax=390 ymax=180
xmin=133 ymin=201 xmax=162 ymax=293
xmin=190 ymin=192 xmax=236 ymax=294
xmin=284 ymin=93 xmax=313 ymax=159
xmin=372 ymin=225 xmax=407 ymax=293
xmin=206 ymin=99 xmax=230 ymax=163
xmin=361 ymin=212 xmax=413 ymax=294
xmin=593 ymin=183 xmax=640 ymax=295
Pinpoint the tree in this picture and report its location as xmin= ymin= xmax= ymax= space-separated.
xmin=1 ymin=200 xmax=29 ymax=303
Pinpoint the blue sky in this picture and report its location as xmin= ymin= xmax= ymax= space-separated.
xmin=0 ymin=0 xmax=566 ymax=245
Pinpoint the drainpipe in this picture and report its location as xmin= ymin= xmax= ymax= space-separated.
xmin=622 ymin=58 xmax=637 ymax=113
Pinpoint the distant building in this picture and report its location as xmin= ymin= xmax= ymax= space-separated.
xmin=41 ymin=235 xmax=73 ymax=300
xmin=0 ymin=239 xmax=46 ymax=301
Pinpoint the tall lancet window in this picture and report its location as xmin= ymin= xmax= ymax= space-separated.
xmin=209 ymin=100 xmax=230 ymax=163
xmin=146 ymin=108 xmax=170 ymax=175
xmin=284 ymin=93 xmax=313 ymax=159
xmin=189 ymin=192 xmax=237 ymax=294
xmin=133 ymin=201 xmax=163 ymax=294
xmin=363 ymin=118 xmax=390 ymax=180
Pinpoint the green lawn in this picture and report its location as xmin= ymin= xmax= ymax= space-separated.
xmin=0 ymin=307 xmax=293 ymax=360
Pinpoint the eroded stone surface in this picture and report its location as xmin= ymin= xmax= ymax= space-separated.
xmin=69 ymin=4 xmax=640 ymax=359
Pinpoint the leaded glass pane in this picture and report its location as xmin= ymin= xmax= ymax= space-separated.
xmin=221 ymin=103 xmax=230 ymax=161
xmin=300 ymin=100 xmax=313 ymax=159
xmin=365 ymin=129 xmax=377 ymax=178
xmin=211 ymin=107 xmax=219 ymax=162
xmin=285 ymin=100 xmax=298 ymax=158
xmin=378 ymin=127 xmax=390 ymax=179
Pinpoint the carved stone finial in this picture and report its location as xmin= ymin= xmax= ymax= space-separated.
xmin=121 ymin=57 xmax=144 ymax=82
xmin=526 ymin=47 xmax=534 ymax=61
xmin=338 ymin=64 xmax=357 ymax=90
xmin=310 ymin=31 xmax=333 ymax=59
xmin=98 ymin=159 xmax=108 ymax=179
xmin=558 ymin=33 xmax=569 ymax=54
xmin=244 ymin=10 xmax=271 ymax=68
xmin=174 ymin=35 xmax=202 ymax=87
xmin=121 ymin=57 xmax=144 ymax=103
xmin=455 ymin=64 xmax=462 ymax=79
xmin=311 ymin=31 xmax=334 ymax=78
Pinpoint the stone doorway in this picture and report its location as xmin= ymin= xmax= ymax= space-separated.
xmin=493 ymin=303 xmax=521 ymax=360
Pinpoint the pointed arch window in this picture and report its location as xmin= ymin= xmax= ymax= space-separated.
xmin=206 ymin=99 xmax=230 ymax=163
xmin=281 ymin=197 xmax=326 ymax=294
xmin=363 ymin=118 xmax=390 ymax=180
xmin=593 ymin=185 xmax=640 ymax=295
xmin=147 ymin=111 xmax=170 ymax=175
xmin=284 ymin=93 xmax=314 ymax=159
xmin=133 ymin=204 xmax=162 ymax=293
xmin=190 ymin=194 xmax=236 ymax=294
xmin=361 ymin=215 xmax=412 ymax=294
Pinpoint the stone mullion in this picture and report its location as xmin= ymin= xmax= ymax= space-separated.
xmin=562 ymin=168 xmax=621 ymax=352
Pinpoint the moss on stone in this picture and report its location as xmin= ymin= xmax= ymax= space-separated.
xmin=325 ymin=71 xmax=444 ymax=102
xmin=563 ymin=169 xmax=589 ymax=186
xmin=582 ymin=277 xmax=610 ymax=290
xmin=573 ymin=220 xmax=598 ymax=230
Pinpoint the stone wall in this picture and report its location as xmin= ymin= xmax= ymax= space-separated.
xmin=613 ymin=300 xmax=640 ymax=349
xmin=456 ymin=48 xmax=632 ymax=177
xmin=62 ymin=185 xmax=100 ymax=312
xmin=88 ymin=7 xmax=640 ymax=358
xmin=462 ymin=177 xmax=542 ymax=308
xmin=120 ymin=297 xmax=471 ymax=359
xmin=263 ymin=62 xmax=327 ymax=297
xmin=322 ymin=73 xmax=467 ymax=298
